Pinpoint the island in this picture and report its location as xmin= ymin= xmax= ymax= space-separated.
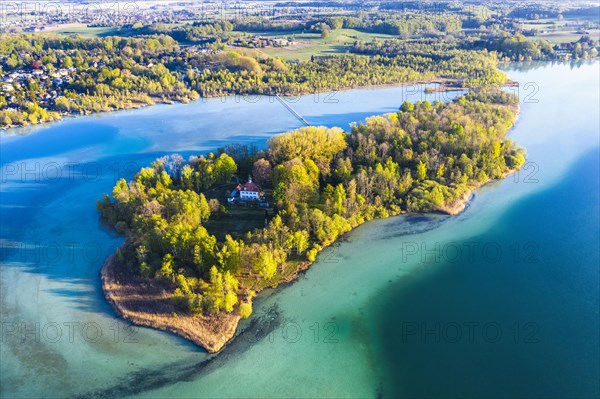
xmin=97 ymin=89 xmax=525 ymax=352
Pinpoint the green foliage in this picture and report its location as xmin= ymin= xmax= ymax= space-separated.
xmin=308 ymin=13 xmax=461 ymax=37
xmin=400 ymin=101 xmax=414 ymax=113
xmin=292 ymin=230 xmax=310 ymax=255
xmin=351 ymin=39 xmax=508 ymax=87
xmin=201 ymin=266 xmax=239 ymax=314
xmin=306 ymin=248 xmax=319 ymax=262
xmin=0 ymin=33 xmax=199 ymax=127
xmin=416 ymin=161 xmax=427 ymax=181
xmin=239 ymin=301 xmax=252 ymax=319
xmin=251 ymin=245 xmax=281 ymax=280
xmin=269 ymin=126 xmax=347 ymax=165
xmin=98 ymin=91 xmax=523 ymax=318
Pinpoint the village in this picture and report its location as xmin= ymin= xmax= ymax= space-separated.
xmin=230 ymin=35 xmax=296 ymax=49
xmin=1 ymin=65 xmax=76 ymax=108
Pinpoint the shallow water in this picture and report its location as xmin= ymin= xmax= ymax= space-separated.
xmin=0 ymin=64 xmax=598 ymax=398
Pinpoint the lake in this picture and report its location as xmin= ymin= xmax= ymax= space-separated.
xmin=0 ymin=63 xmax=598 ymax=398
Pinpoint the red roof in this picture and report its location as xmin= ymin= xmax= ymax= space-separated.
xmin=240 ymin=182 xmax=260 ymax=192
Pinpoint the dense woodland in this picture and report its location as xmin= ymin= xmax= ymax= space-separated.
xmin=97 ymin=90 xmax=524 ymax=318
xmin=299 ymin=14 xmax=462 ymax=38
xmin=131 ymin=21 xmax=235 ymax=44
xmin=187 ymin=50 xmax=507 ymax=96
xmin=352 ymin=34 xmax=598 ymax=62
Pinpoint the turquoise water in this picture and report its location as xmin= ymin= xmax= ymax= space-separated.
xmin=0 ymin=65 xmax=598 ymax=398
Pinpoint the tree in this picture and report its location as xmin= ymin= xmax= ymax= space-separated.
xmin=213 ymin=153 xmax=237 ymax=184
xmin=430 ymin=185 xmax=445 ymax=207
xmin=333 ymin=157 xmax=353 ymax=182
xmin=218 ymin=235 xmax=243 ymax=273
xmin=292 ymin=230 xmax=309 ymax=255
xmin=333 ymin=184 xmax=346 ymax=215
xmin=159 ymin=253 xmax=175 ymax=282
xmin=252 ymin=245 xmax=278 ymax=279
xmin=62 ymin=55 xmax=73 ymax=68
xmin=202 ymin=266 xmax=239 ymax=314
xmin=416 ymin=161 xmax=427 ymax=181
xmin=268 ymin=126 xmax=347 ymax=164
xmin=400 ymin=101 xmax=414 ymax=112
xmin=239 ymin=301 xmax=252 ymax=318
xmin=222 ymin=271 xmax=239 ymax=312
xmin=306 ymin=247 xmax=319 ymax=262
xmin=271 ymin=58 xmax=288 ymax=72
xmin=238 ymin=56 xmax=263 ymax=74
xmin=252 ymin=158 xmax=272 ymax=186
xmin=54 ymin=97 xmax=70 ymax=112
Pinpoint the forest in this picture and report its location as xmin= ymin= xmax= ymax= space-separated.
xmin=269 ymin=13 xmax=462 ymax=38
xmin=352 ymin=34 xmax=598 ymax=63
xmin=186 ymin=50 xmax=507 ymax=96
xmin=97 ymin=89 xmax=525 ymax=319
xmin=227 ymin=12 xmax=462 ymax=37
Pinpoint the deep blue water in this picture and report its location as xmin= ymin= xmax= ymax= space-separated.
xmin=377 ymin=147 xmax=600 ymax=398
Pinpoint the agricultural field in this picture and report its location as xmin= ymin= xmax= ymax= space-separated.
xmin=519 ymin=17 xmax=600 ymax=43
xmin=533 ymin=29 xmax=600 ymax=44
xmin=255 ymin=29 xmax=399 ymax=60
xmin=45 ymin=23 xmax=121 ymax=37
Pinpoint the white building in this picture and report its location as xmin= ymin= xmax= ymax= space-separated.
xmin=238 ymin=177 xmax=260 ymax=201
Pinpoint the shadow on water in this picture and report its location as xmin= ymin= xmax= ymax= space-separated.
xmin=306 ymin=111 xmax=400 ymax=128
xmin=380 ymin=213 xmax=451 ymax=240
xmin=182 ymin=133 xmax=276 ymax=151
xmin=0 ymin=148 xmax=184 ymax=317
xmin=76 ymin=304 xmax=284 ymax=399
xmin=0 ymin=122 xmax=119 ymax=163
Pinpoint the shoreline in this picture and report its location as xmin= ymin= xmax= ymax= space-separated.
xmin=435 ymin=166 xmax=518 ymax=215
xmin=1 ymin=101 xmax=158 ymax=134
xmin=1 ymin=77 xmax=524 ymax=136
xmin=100 ymin=167 xmax=518 ymax=353
xmin=2 ymin=77 xmax=461 ymax=135
xmin=101 ymin=253 xmax=241 ymax=353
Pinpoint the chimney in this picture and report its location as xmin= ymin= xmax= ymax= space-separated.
xmin=248 ymin=175 xmax=252 ymax=183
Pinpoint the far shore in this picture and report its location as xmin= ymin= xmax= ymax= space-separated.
xmin=2 ymin=76 xmax=498 ymax=134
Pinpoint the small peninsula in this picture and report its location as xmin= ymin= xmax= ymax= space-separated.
xmin=98 ymin=90 xmax=525 ymax=352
